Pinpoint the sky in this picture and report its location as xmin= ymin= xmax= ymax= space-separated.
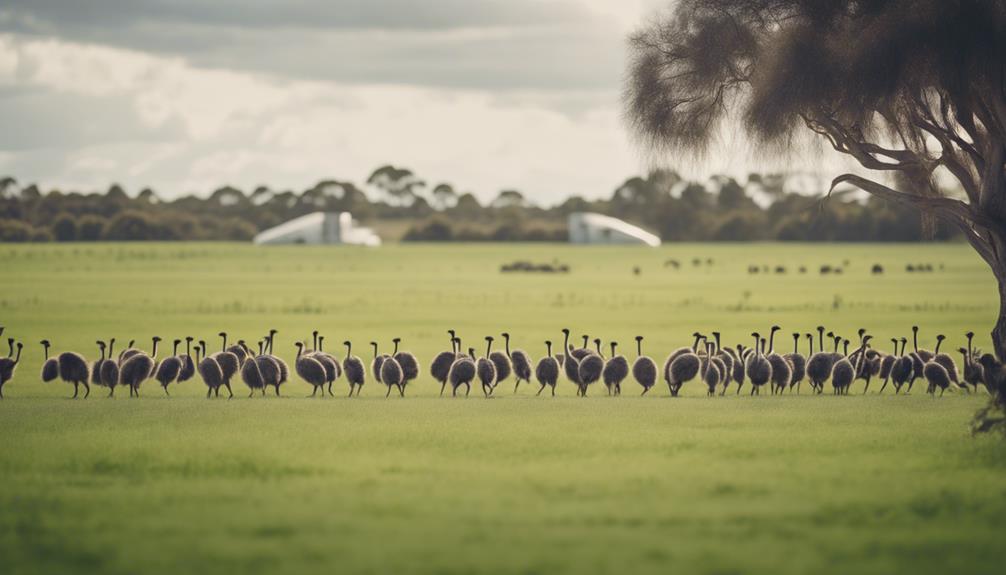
xmin=0 ymin=0 xmax=854 ymax=204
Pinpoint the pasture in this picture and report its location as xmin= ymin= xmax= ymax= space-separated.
xmin=1 ymin=242 xmax=1005 ymax=575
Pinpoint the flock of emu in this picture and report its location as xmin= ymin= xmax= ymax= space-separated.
xmin=0 ymin=325 xmax=1004 ymax=400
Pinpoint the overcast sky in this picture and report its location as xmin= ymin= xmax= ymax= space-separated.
xmin=0 ymin=0 xmax=852 ymax=204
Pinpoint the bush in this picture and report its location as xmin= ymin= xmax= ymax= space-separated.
xmin=31 ymin=228 xmax=53 ymax=242
xmin=51 ymin=212 xmax=78 ymax=241
xmin=0 ymin=218 xmax=35 ymax=242
xmin=102 ymin=210 xmax=176 ymax=241
xmin=402 ymin=218 xmax=454 ymax=241
xmin=77 ymin=215 xmax=107 ymax=241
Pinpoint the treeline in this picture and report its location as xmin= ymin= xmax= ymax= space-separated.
xmin=0 ymin=167 xmax=958 ymax=243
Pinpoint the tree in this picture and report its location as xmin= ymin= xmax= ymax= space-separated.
xmin=77 ymin=215 xmax=107 ymax=241
xmin=492 ymin=189 xmax=526 ymax=209
xmin=626 ymin=0 xmax=1006 ymax=357
xmin=431 ymin=183 xmax=458 ymax=210
xmin=51 ymin=213 xmax=77 ymax=242
xmin=367 ymin=165 xmax=425 ymax=206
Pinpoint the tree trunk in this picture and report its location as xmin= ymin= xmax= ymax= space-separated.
xmin=993 ymin=268 xmax=1006 ymax=361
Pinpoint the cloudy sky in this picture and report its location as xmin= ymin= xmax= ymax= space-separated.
xmin=0 ymin=0 xmax=849 ymax=204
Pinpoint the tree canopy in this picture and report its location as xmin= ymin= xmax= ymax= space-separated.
xmin=626 ymin=0 xmax=1006 ymax=353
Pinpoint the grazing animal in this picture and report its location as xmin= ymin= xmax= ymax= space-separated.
xmin=153 ymin=339 xmax=184 ymax=395
xmin=0 ymin=340 xmax=22 ymax=398
xmin=269 ymin=330 xmax=292 ymax=388
xmin=177 ymin=336 xmax=196 ymax=383
xmin=340 ymin=341 xmax=366 ymax=397
xmin=476 ymin=337 xmax=498 ymax=398
xmin=502 ymin=332 xmax=533 ymax=394
xmin=118 ymin=337 xmax=160 ymax=397
xmin=602 ymin=342 xmax=629 ymax=396
xmin=295 ymin=341 xmax=328 ymax=396
xmin=632 ymin=336 xmax=658 ymax=395
xmin=534 ymin=340 xmax=560 ymax=396
xmin=906 ymin=325 xmax=932 ymax=392
xmin=40 ymin=340 xmax=59 ymax=383
xmin=430 ymin=330 xmax=458 ymax=396
xmin=960 ymin=333 xmax=984 ymax=393
xmin=448 ymin=339 xmax=478 ymax=397
xmin=209 ymin=338 xmax=239 ymax=396
xmin=745 ymin=334 xmax=772 ymax=395
xmin=196 ymin=341 xmax=228 ymax=398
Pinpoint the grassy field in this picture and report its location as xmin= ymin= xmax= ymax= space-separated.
xmin=1 ymin=242 xmax=1005 ymax=575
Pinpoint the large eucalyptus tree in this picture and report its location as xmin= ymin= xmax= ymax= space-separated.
xmin=625 ymin=0 xmax=1006 ymax=355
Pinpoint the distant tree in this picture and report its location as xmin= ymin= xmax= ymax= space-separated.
xmin=626 ymin=0 xmax=1006 ymax=356
xmin=77 ymin=215 xmax=107 ymax=241
xmin=51 ymin=213 xmax=77 ymax=242
xmin=452 ymin=192 xmax=482 ymax=216
xmin=493 ymin=189 xmax=526 ymax=208
xmin=0 ymin=219 xmax=35 ymax=242
xmin=103 ymin=211 xmax=167 ymax=241
xmin=431 ymin=183 xmax=458 ymax=210
xmin=367 ymin=165 xmax=425 ymax=206
xmin=138 ymin=188 xmax=159 ymax=204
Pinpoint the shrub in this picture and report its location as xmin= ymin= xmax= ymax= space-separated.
xmin=51 ymin=212 xmax=78 ymax=242
xmin=77 ymin=215 xmax=107 ymax=241
xmin=0 ymin=218 xmax=35 ymax=242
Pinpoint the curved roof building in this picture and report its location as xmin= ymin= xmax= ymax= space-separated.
xmin=253 ymin=212 xmax=381 ymax=246
xmin=567 ymin=212 xmax=660 ymax=247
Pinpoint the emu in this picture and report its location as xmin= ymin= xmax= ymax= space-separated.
xmin=0 ymin=339 xmax=22 ymax=398
xmin=391 ymin=338 xmax=419 ymax=395
xmin=100 ymin=339 xmax=120 ymax=396
xmin=295 ymin=341 xmax=328 ymax=397
xmin=534 ymin=340 xmax=560 ymax=396
xmin=342 ymin=341 xmax=366 ymax=397
xmin=477 ymin=337 xmax=498 ymax=398
xmin=503 ymin=332 xmax=533 ymax=394
xmin=430 ymin=330 xmax=458 ymax=396
xmin=783 ymin=332 xmax=808 ymax=394
xmin=766 ymin=326 xmax=792 ymax=395
xmin=745 ymin=333 xmax=772 ymax=395
xmin=448 ymin=339 xmax=477 ymax=397
xmin=119 ymin=337 xmax=161 ymax=398
xmin=196 ymin=341 xmax=228 ymax=398
xmin=153 ymin=339 xmax=183 ymax=395
xmin=602 ymin=342 xmax=629 ymax=396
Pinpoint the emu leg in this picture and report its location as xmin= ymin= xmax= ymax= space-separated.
xmin=311 ymin=385 xmax=318 ymax=397
xmin=465 ymin=382 xmax=471 ymax=397
xmin=440 ymin=382 xmax=446 ymax=397
xmin=551 ymin=385 xmax=555 ymax=396
xmin=641 ymin=387 xmax=649 ymax=396
xmin=207 ymin=387 xmax=212 ymax=398
xmin=514 ymin=380 xmax=521 ymax=394
xmin=225 ymin=383 xmax=233 ymax=398
xmin=536 ymin=384 xmax=545 ymax=396
xmin=275 ymin=385 xmax=281 ymax=396
xmin=72 ymin=382 xmax=79 ymax=399
xmin=399 ymin=384 xmax=405 ymax=397
xmin=348 ymin=385 xmax=355 ymax=397
xmin=385 ymin=385 xmax=392 ymax=398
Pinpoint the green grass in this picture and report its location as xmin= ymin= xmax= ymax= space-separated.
xmin=1 ymin=242 xmax=1005 ymax=575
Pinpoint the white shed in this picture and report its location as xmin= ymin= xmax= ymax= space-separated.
xmin=253 ymin=212 xmax=381 ymax=246
xmin=567 ymin=212 xmax=660 ymax=247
